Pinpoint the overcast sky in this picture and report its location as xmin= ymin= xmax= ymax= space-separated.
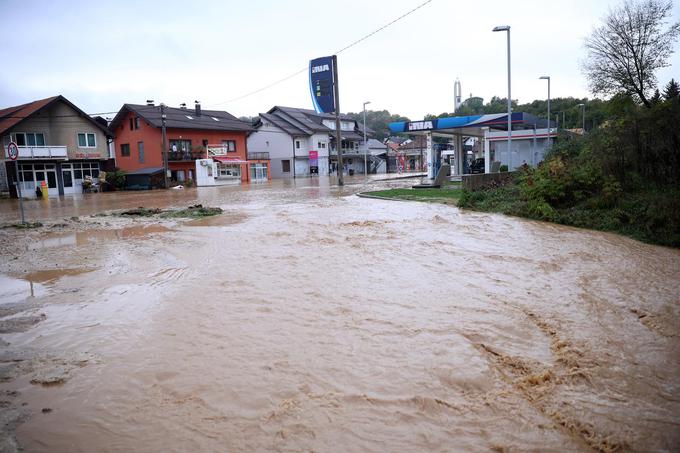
xmin=1 ymin=0 xmax=678 ymax=120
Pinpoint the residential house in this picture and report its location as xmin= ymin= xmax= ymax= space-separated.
xmin=365 ymin=139 xmax=388 ymax=174
xmin=110 ymin=102 xmax=268 ymax=185
xmin=1 ymin=95 xmax=112 ymax=198
xmin=391 ymin=136 xmax=428 ymax=173
xmin=248 ymin=106 xmax=377 ymax=178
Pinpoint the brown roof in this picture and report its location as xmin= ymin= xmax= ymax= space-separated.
xmin=0 ymin=96 xmax=58 ymax=136
xmin=0 ymin=95 xmax=111 ymax=136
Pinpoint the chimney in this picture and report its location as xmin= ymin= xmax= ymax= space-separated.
xmin=195 ymin=100 xmax=201 ymax=116
xmin=146 ymin=99 xmax=155 ymax=106
xmin=180 ymin=103 xmax=187 ymax=109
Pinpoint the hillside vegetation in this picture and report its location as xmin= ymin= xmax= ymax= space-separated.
xmin=459 ymin=92 xmax=680 ymax=248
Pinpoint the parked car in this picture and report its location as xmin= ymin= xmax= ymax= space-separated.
xmin=470 ymin=158 xmax=485 ymax=174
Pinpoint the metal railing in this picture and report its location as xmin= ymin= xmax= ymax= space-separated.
xmin=247 ymin=152 xmax=269 ymax=160
xmin=168 ymin=151 xmax=206 ymax=161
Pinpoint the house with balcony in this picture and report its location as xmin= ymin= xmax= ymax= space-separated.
xmin=0 ymin=95 xmax=113 ymax=197
xmin=248 ymin=106 xmax=378 ymax=178
xmin=110 ymin=102 xmax=268 ymax=185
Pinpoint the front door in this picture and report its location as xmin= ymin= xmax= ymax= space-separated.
xmin=20 ymin=163 xmax=59 ymax=197
xmin=61 ymin=164 xmax=75 ymax=194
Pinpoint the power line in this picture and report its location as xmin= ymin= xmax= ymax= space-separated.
xmin=207 ymin=0 xmax=434 ymax=107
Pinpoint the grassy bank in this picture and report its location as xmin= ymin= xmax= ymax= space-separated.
xmin=459 ymin=174 xmax=680 ymax=248
xmin=360 ymin=188 xmax=461 ymax=204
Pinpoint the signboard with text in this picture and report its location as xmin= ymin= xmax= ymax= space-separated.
xmin=309 ymin=150 xmax=319 ymax=174
xmin=309 ymin=56 xmax=335 ymax=114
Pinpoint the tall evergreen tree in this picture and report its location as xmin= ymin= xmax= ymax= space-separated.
xmin=663 ymin=78 xmax=680 ymax=100
xmin=651 ymin=88 xmax=662 ymax=104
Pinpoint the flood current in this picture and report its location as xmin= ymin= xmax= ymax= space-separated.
xmin=1 ymin=176 xmax=679 ymax=452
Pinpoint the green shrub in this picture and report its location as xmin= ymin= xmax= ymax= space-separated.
xmin=106 ymin=169 xmax=127 ymax=189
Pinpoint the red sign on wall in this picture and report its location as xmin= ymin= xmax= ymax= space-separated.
xmin=309 ymin=150 xmax=318 ymax=166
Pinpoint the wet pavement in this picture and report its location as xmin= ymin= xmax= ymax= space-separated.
xmin=1 ymin=175 xmax=679 ymax=452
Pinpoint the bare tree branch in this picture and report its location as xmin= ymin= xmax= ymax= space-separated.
xmin=582 ymin=0 xmax=680 ymax=107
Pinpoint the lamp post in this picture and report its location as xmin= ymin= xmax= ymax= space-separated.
xmin=539 ymin=76 xmax=550 ymax=147
xmin=493 ymin=25 xmax=511 ymax=170
xmin=363 ymin=101 xmax=371 ymax=176
xmin=578 ymin=103 xmax=586 ymax=134
xmin=160 ymin=103 xmax=169 ymax=188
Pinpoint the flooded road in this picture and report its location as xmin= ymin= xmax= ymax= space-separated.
xmin=1 ymin=176 xmax=679 ymax=452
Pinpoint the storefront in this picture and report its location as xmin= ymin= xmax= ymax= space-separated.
xmin=9 ymin=159 xmax=104 ymax=198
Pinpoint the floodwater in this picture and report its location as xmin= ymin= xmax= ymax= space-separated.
xmin=1 ymin=176 xmax=679 ymax=452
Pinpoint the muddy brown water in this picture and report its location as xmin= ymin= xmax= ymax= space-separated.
xmin=1 ymin=176 xmax=679 ymax=452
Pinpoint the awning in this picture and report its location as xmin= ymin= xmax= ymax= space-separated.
xmin=213 ymin=156 xmax=247 ymax=164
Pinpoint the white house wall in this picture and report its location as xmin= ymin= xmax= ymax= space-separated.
xmin=248 ymin=123 xmax=295 ymax=179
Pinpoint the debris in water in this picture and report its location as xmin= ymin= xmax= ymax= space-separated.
xmin=119 ymin=207 xmax=163 ymax=216
xmin=30 ymin=368 xmax=68 ymax=387
xmin=161 ymin=205 xmax=223 ymax=218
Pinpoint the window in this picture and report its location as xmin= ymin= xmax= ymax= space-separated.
xmin=211 ymin=117 xmax=220 ymax=122
xmin=120 ymin=143 xmax=130 ymax=157
xmin=134 ymin=117 xmax=140 ymax=129
xmin=202 ymin=139 xmax=209 ymax=147
xmin=129 ymin=118 xmax=134 ymax=131
xmin=185 ymin=115 xmax=193 ymax=120
xmin=282 ymin=160 xmax=291 ymax=173
xmin=295 ymin=140 xmax=301 ymax=149
xmin=317 ymin=141 xmax=326 ymax=149
xmin=14 ymin=133 xmax=45 ymax=146
xmin=221 ymin=140 xmax=236 ymax=152
xmin=77 ymin=133 xmax=96 ymax=148
xmin=250 ymin=163 xmax=268 ymax=181
xmin=138 ymin=141 xmax=145 ymax=163
xmin=170 ymin=139 xmax=192 ymax=154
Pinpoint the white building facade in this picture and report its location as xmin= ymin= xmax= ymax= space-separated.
xmin=248 ymin=106 xmax=374 ymax=179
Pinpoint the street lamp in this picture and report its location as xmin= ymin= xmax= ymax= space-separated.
xmin=493 ymin=25 xmax=512 ymax=170
xmin=578 ymin=103 xmax=586 ymax=134
xmin=539 ymin=76 xmax=550 ymax=147
xmin=363 ymin=101 xmax=371 ymax=176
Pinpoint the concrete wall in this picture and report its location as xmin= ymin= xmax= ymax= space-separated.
xmin=247 ymin=123 xmax=294 ymax=178
xmin=462 ymin=171 xmax=517 ymax=191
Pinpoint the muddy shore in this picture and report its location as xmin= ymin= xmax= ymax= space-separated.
xmin=1 ymin=179 xmax=679 ymax=452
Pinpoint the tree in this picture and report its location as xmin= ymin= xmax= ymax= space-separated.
xmin=582 ymin=0 xmax=680 ymax=107
xmin=344 ymin=110 xmax=410 ymax=141
xmin=651 ymin=88 xmax=662 ymax=104
xmin=664 ymin=78 xmax=680 ymax=100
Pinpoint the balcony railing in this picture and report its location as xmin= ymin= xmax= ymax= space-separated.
xmin=168 ymin=150 xmax=207 ymax=162
xmin=12 ymin=146 xmax=68 ymax=159
xmin=247 ymin=152 xmax=269 ymax=160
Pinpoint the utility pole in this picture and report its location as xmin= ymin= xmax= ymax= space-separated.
xmin=363 ymin=100 xmax=370 ymax=176
xmin=578 ymin=103 xmax=586 ymax=133
xmin=539 ymin=76 xmax=550 ymax=147
xmin=160 ymin=103 xmax=169 ymax=188
xmin=333 ymin=55 xmax=343 ymax=186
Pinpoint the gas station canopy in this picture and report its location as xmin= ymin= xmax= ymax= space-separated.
xmin=389 ymin=112 xmax=549 ymax=137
